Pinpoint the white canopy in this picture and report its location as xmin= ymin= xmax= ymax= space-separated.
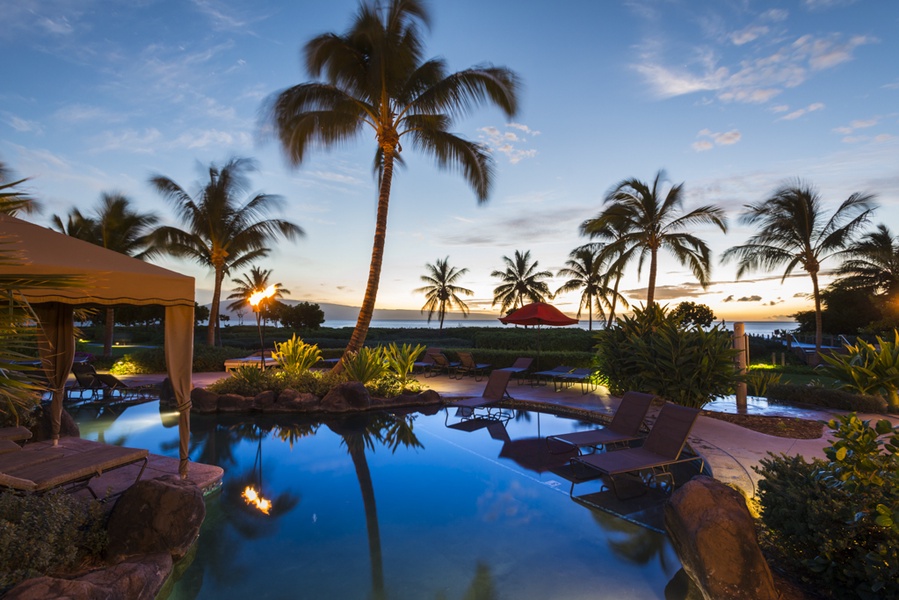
xmin=0 ymin=214 xmax=195 ymax=476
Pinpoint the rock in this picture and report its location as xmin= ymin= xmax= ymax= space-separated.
xmin=217 ymin=393 xmax=252 ymax=413
xmin=190 ymin=388 xmax=219 ymax=414
xmin=320 ymin=382 xmax=371 ymax=412
xmin=29 ymin=406 xmax=80 ymax=442
xmin=106 ymin=475 xmax=205 ymax=563
xmin=158 ymin=377 xmax=176 ymax=409
xmin=254 ymin=390 xmax=276 ymax=411
xmin=273 ymin=389 xmax=320 ymax=412
xmin=665 ymin=476 xmax=778 ymax=600
xmin=4 ymin=553 xmax=172 ymax=600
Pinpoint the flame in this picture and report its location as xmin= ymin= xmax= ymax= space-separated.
xmin=249 ymin=285 xmax=277 ymax=307
xmin=242 ymin=485 xmax=272 ymax=514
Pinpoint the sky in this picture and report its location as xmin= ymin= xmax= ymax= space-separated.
xmin=2 ymin=0 xmax=898 ymax=324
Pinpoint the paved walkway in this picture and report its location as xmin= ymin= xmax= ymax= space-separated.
xmin=124 ymin=370 xmax=898 ymax=498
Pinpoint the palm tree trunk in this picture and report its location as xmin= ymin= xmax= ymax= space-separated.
xmin=587 ymin=299 xmax=593 ymax=331
xmin=336 ymin=150 xmax=396 ymax=371
xmin=347 ymin=439 xmax=385 ymax=600
xmin=811 ymin=271 xmax=823 ymax=366
xmin=103 ymin=307 xmax=115 ymax=358
xmin=607 ymin=274 xmax=621 ymax=328
xmin=646 ymin=249 xmax=658 ymax=306
xmin=208 ymin=267 xmax=224 ymax=347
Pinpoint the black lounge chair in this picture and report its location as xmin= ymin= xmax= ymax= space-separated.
xmin=531 ymin=365 xmax=574 ymax=389
xmin=453 ymin=351 xmax=491 ymax=381
xmin=554 ymin=367 xmax=597 ymax=394
xmin=546 ymin=391 xmax=655 ymax=455
xmin=570 ymin=403 xmax=703 ymax=499
xmin=425 ymin=352 xmax=459 ymax=378
xmin=68 ymin=363 xmax=104 ymax=400
xmin=446 ymin=369 xmax=514 ymax=425
xmin=496 ymin=357 xmax=533 ymax=386
xmin=93 ymin=373 xmax=157 ymax=401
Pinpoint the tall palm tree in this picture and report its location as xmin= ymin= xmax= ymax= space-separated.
xmin=51 ymin=192 xmax=157 ymax=357
xmin=491 ymin=249 xmax=553 ymax=314
xmin=227 ymin=267 xmax=291 ymax=325
xmin=721 ymin=181 xmax=876 ymax=359
xmin=148 ymin=158 xmax=303 ymax=347
xmin=578 ymin=226 xmax=631 ymax=328
xmin=835 ymin=223 xmax=899 ymax=299
xmin=555 ymin=245 xmax=624 ymax=331
xmin=266 ymin=0 xmax=520 ymax=367
xmin=414 ymin=257 xmax=473 ymax=330
xmin=582 ymin=170 xmax=727 ymax=306
xmin=0 ymin=162 xmax=41 ymax=216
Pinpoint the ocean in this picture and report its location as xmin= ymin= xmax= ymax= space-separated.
xmin=322 ymin=319 xmax=797 ymax=338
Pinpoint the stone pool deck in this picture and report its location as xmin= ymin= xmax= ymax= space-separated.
xmin=120 ymin=371 xmax=899 ymax=499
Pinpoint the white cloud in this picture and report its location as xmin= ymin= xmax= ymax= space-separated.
xmin=778 ymin=102 xmax=825 ymax=120
xmin=731 ymin=25 xmax=768 ymax=46
xmin=6 ymin=115 xmax=42 ymax=134
xmin=874 ymin=134 xmax=895 ymax=143
xmin=770 ymin=104 xmax=790 ymax=113
xmin=89 ymin=128 xmax=162 ymax=154
xmin=693 ymin=128 xmax=741 ymax=151
xmin=478 ymin=123 xmax=539 ymax=164
xmin=39 ymin=16 xmax=74 ymax=35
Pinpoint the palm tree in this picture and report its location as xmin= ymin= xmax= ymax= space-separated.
xmin=721 ymin=181 xmax=876 ymax=359
xmin=414 ymin=257 xmax=473 ymax=330
xmin=227 ymin=267 xmax=291 ymax=326
xmin=578 ymin=225 xmax=631 ymax=328
xmin=0 ymin=162 xmax=41 ymax=216
xmin=835 ymin=224 xmax=899 ymax=299
xmin=555 ymin=245 xmax=624 ymax=331
xmin=491 ymin=250 xmax=553 ymax=314
xmin=148 ymin=158 xmax=303 ymax=347
xmin=582 ymin=170 xmax=727 ymax=306
xmin=51 ymin=192 xmax=157 ymax=357
xmin=266 ymin=0 xmax=520 ymax=367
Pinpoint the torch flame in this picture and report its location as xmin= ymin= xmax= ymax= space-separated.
xmin=242 ymin=485 xmax=272 ymax=514
xmin=249 ymin=285 xmax=277 ymax=308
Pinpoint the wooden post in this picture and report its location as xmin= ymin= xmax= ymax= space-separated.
xmin=734 ymin=322 xmax=747 ymax=412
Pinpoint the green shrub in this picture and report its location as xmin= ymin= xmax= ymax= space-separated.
xmin=0 ymin=492 xmax=107 ymax=589
xmin=756 ymin=414 xmax=899 ymax=599
xmin=820 ymin=330 xmax=899 ymax=412
xmin=109 ymin=345 xmax=248 ymax=374
xmin=342 ymin=347 xmax=387 ymax=385
xmin=272 ymin=334 xmax=322 ymax=376
xmin=746 ymin=368 xmax=782 ymax=396
xmin=367 ymin=372 xmax=422 ymax=398
xmin=383 ymin=343 xmax=425 ymax=389
xmin=595 ymin=304 xmax=739 ymax=408
xmin=211 ymin=366 xmax=270 ymax=396
xmin=765 ymin=383 xmax=888 ymax=413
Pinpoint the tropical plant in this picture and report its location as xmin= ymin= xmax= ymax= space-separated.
xmin=595 ymin=304 xmax=739 ymax=408
xmin=272 ymin=334 xmax=322 ymax=376
xmin=555 ymin=245 xmax=623 ymax=330
xmin=51 ymin=192 xmax=158 ymax=357
xmin=820 ymin=331 xmax=899 ymax=412
xmin=582 ymin=170 xmax=727 ymax=306
xmin=0 ymin=162 xmax=41 ymax=216
xmin=342 ymin=347 xmax=387 ymax=385
xmin=835 ymin=223 xmax=899 ymax=328
xmin=722 ymin=181 xmax=876 ymax=361
xmin=670 ymin=301 xmax=716 ymax=328
xmin=148 ymin=157 xmax=303 ymax=347
xmin=491 ymin=249 xmax=553 ymax=313
xmin=383 ymin=342 xmax=425 ymax=389
xmin=745 ymin=369 xmax=782 ymax=397
xmin=266 ymin=0 xmax=520 ymax=367
xmin=414 ymin=257 xmax=473 ymax=330
xmin=227 ymin=266 xmax=291 ymax=325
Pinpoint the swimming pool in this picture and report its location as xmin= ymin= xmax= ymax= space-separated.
xmin=72 ymin=401 xmax=682 ymax=599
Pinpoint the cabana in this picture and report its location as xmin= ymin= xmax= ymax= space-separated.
xmin=0 ymin=214 xmax=195 ymax=477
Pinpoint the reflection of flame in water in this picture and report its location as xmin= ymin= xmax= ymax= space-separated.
xmin=242 ymin=486 xmax=272 ymax=514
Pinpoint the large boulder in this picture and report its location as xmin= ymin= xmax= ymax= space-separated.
xmin=190 ymin=388 xmax=219 ymax=414
xmin=273 ymin=388 xmax=320 ymax=412
xmin=4 ymin=553 xmax=172 ymax=600
xmin=320 ymin=382 xmax=371 ymax=412
xmin=29 ymin=406 xmax=80 ymax=442
xmin=106 ymin=475 xmax=205 ymax=563
xmin=217 ymin=393 xmax=252 ymax=413
xmin=665 ymin=476 xmax=778 ymax=600
xmin=253 ymin=390 xmax=276 ymax=411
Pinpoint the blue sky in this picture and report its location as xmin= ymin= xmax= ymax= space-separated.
xmin=3 ymin=0 xmax=898 ymax=323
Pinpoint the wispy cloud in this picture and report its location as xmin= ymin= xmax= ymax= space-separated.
xmin=88 ymin=128 xmax=162 ymax=154
xmin=4 ymin=114 xmax=43 ymax=134
xmin=778 ymin=102 xmax=825 ymax=121
xmin=692 ymin=128 xmax=742 ymax=151
xmin=478 ymin=123 xmax=539 ymax=164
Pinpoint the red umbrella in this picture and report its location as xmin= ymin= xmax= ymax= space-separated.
xmin=499 ymin=303 xmax=578 ymax=367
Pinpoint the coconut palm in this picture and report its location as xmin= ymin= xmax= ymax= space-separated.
xmin=555 ymin=245 xmax=625 ymax=331
xmin=227 ymin=267 xmax=291 ymax=325
xmin=266 ymin=0 xmax=520 ymax=366
xmin=578 ymin=224 xmax=632 ymax=328
xmin=51 ymin=192 xmax=158 ymax=357
xmin=582 ymin=170 xmax=727 ymax=306
xmin=722 ymin=181 xmax=876 ymax=359
xmin=491 ymin=250 xmax=553 ymax=314
xmin=414 ymin=257 xmax=473 ymax=330
xmin=148 ymin=158 xmax=303 ymax=347
xmin=835 ymin=224 xmax=899 ymax=298
xmin=0 ymin=162 xmax=41 ymax=216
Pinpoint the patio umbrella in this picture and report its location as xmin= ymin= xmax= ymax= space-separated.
xmin=499 ymin=302 xmax=578 ymax=366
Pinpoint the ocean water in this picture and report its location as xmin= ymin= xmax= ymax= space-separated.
xmin=322 ymin=318 xmax=797 ymax=337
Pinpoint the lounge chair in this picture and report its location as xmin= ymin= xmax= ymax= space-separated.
xmin=0 ymin=437 xmax=148 ymax=498
xmin=447 ymin=369 xmax=514 ymax=417
xmin=531 ymin=365 xmax=574 ymax=389
xmin=425 ymin=352 xmax=459 ymax=378
xmin=0 ymin=426 xmax=32 ymax=455
xmin=412 ymin=347 xmax=442 ymax=373
xmin=546 ymin=391 xmax=655 ymax=454
xmin=93 ymin=373 xmax=157 ymax=401
xmin=570 ymin=403 xmax=703 ymax=499
xmin=554 ymin=367 xmax=597 ymax=394
xmin=496 ymin=357 xmax=534 ymax=385
xmin=453 ymin=351 xmax=491 ymax=381
xmin=223 ymin=351 xmax=277 ymax=372
xmin=68 ymin=363 xmax=104 ymax=400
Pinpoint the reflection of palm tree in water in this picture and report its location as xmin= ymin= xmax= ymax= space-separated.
xmin=328 ymin=413 xmax=422 ymax=600
xmin=589 ymin=509 xmax=673 ymax=572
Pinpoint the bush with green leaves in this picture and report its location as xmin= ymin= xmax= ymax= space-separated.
xmin=272 ymin=334 xmax=322 ymax=375
xmin=745 ymin=368 xmax=782 ymax=396
xmin=109 ymin=345 xmax=248 ymax=374
xmin=383 ymin=343 xmax=425 ymax=388
xmin=755 ymin=414 xmax=899 ymax=599
xmin=0 ymin=491 xmax=107 ymax=589
xmin=820 ymin=330 xmax=899 ymax=412
xmin=595 ymin=304 xmax=739 ymax=408
xmin=765 ymin=383 xmax=887 ymax=413
xmin=341 ymin=347 xmax=387 ymax=385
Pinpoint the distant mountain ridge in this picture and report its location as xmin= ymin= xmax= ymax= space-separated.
xmin=210 ymin=299 xmax=497 ymax=322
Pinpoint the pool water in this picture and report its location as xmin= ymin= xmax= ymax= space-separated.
xmin=72 ymin=402 xmax=682 ymax=599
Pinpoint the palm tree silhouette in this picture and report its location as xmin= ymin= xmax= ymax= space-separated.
xmin=491 ymin=250 xmax=553 ymax=314
xmin=722 ymin=181 xmax=875 ymax=360
xmin=582 ymin=170 xmax=727 ymax=306
xmin=0 ymin=162 xmax=41 ymax=216
xmin=555 ymin=245 xmax=624 ymax=331
xmin=266 ymin=0 xmax=520 ymax=368
xmin=148 ymin=158 xmax=303 ymax=347
xmin=415 ymin=257 xmax=473 ymax=330
xmin=227 ymin=266 xmax=291 ymax=326
xmin=835 ymin=223 xmax=899 ymax=304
